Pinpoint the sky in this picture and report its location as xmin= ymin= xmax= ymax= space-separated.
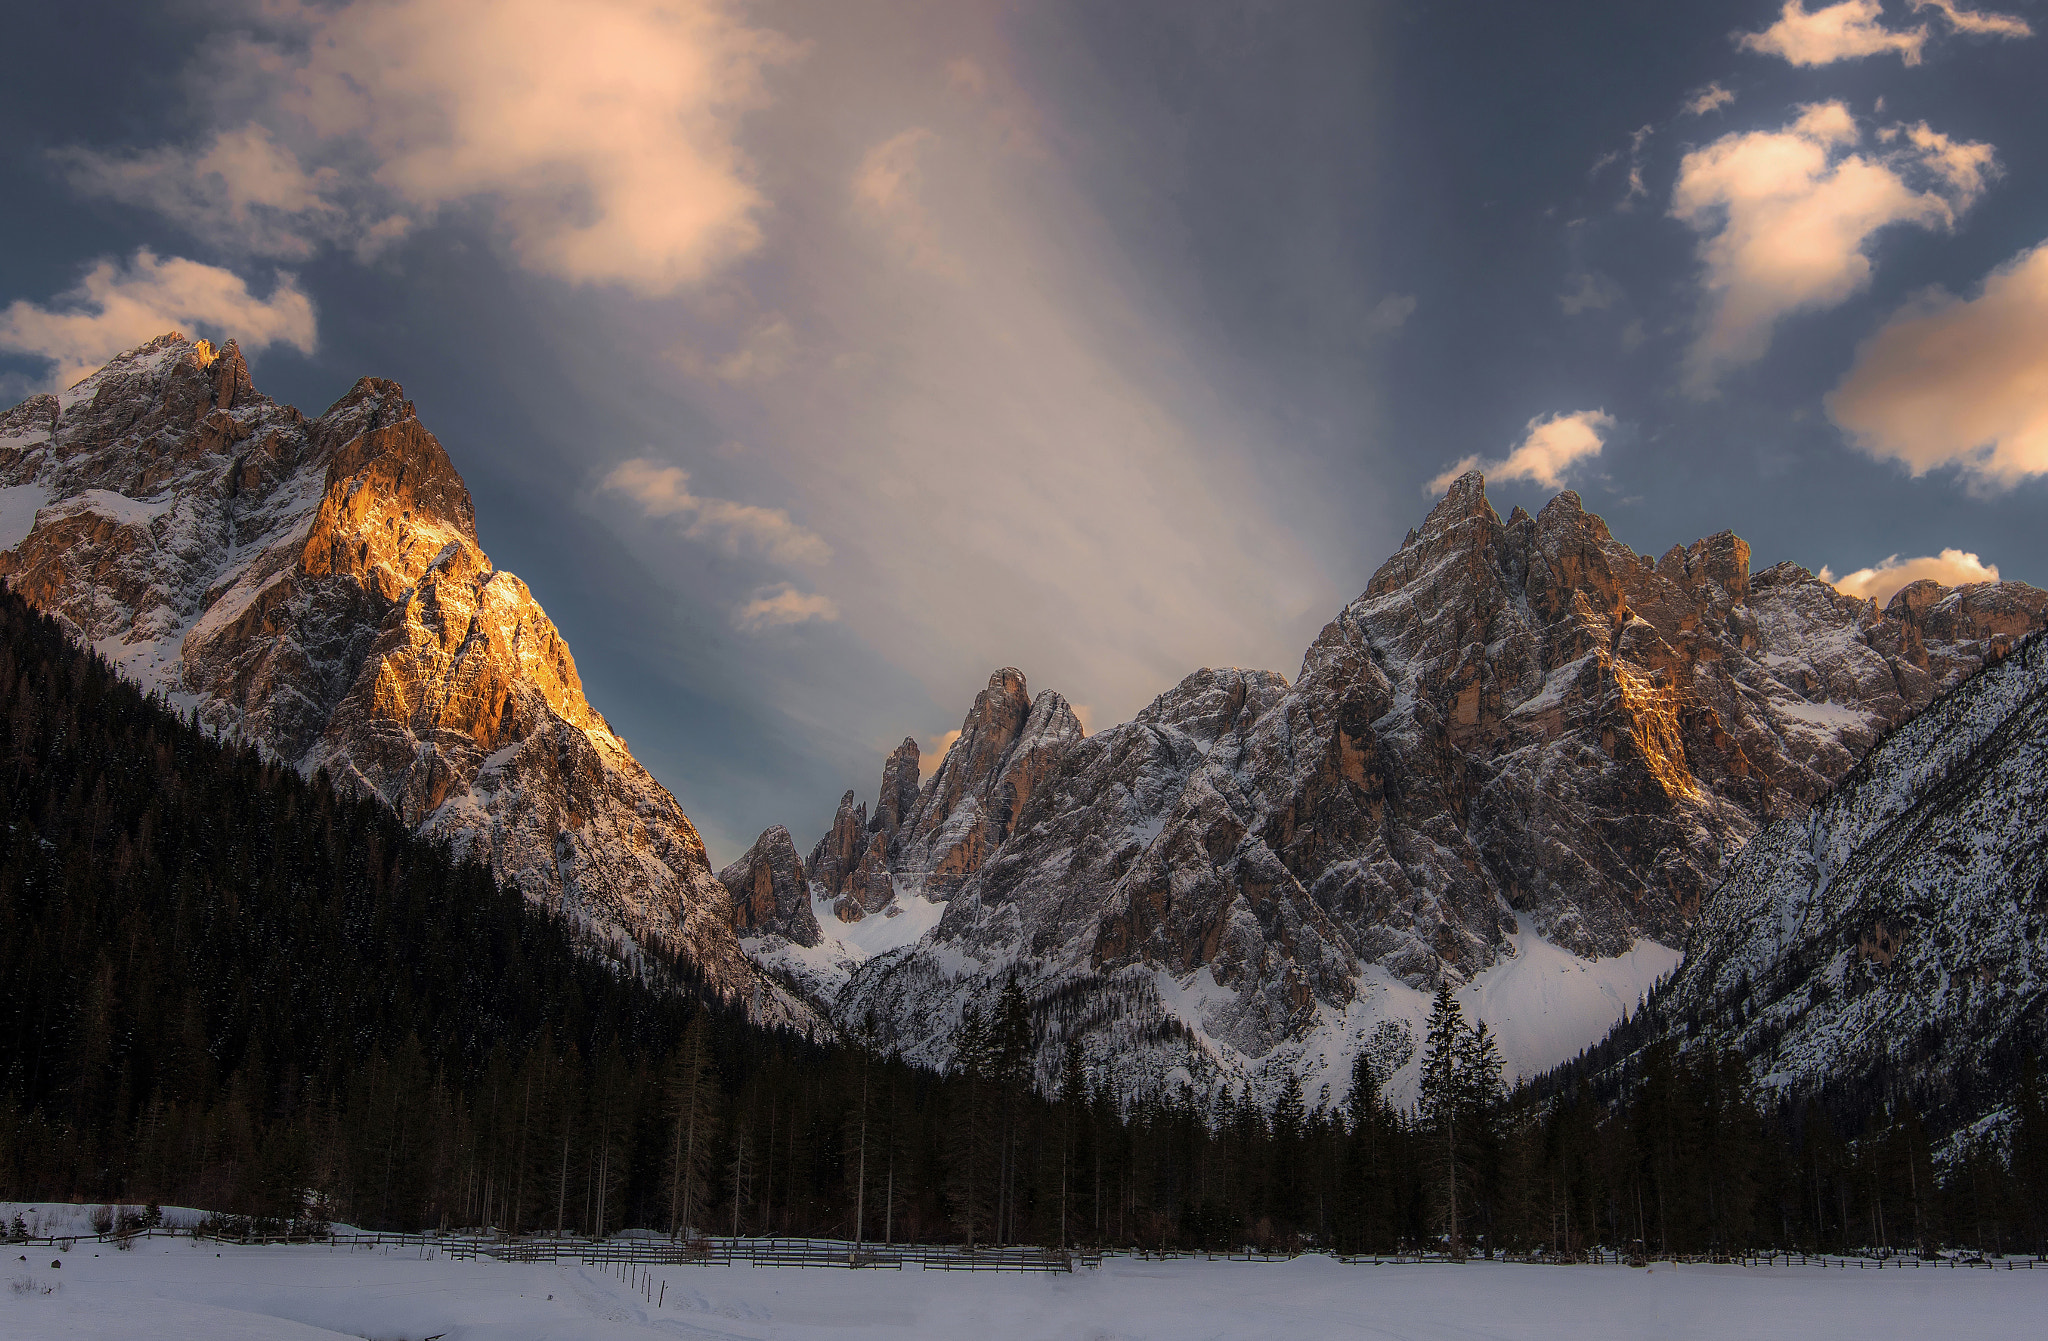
xmin=3 ymin=0 xmax=2046 ymax=863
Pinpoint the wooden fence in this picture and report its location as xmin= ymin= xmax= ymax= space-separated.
xmin=10 ymin=1225 xmax=2038 ymax=1274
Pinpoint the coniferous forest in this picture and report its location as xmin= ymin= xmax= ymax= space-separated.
xmin=3 ymin=586 xmax=2046 ymax=1256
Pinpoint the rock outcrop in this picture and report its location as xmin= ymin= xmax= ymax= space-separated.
xmin=719 ymin=825 xmax=821 ymax=947
xmin=808 ymin=473 xmax=2048 ymax=1100
xmin=803 ymin=669 xmax=1085 ymax=923
xmin=0 ymin=334 xmax=804 ymax=1022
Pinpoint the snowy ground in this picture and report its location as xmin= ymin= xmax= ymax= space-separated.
xmin=5 ymin=1238 xmax=2041 ymax=1340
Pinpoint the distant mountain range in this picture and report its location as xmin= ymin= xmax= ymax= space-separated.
xmin=5 ymin=335 xmax=2043 ymax=1115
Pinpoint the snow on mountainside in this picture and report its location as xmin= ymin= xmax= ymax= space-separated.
xmin=738 ymin=473 xmax=2046 ymax=1106
xmin=0 ymin=334 xmax=808 ymax=1025
xmin=1610 ymin=630 xmax=2048 ymax=1144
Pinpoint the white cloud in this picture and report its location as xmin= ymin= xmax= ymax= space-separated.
xmin=1820 ymin=548 xmax=2000 ymax=606
xmin=1738 ymin=1 xmax=1928 ymax=65
xmin=1671 ymin=102 xmax=1995 ymax=392
xmin=0 ymin=249 xmax=316 ymax=390
xmin=1909 ymin=0 xmax=2033 ymax=39
xmin=601 ymin=458 xmax=830 ymax=565
xmin=734 ymin=583 xmax=839 ymax=632
xmin=63 ymin=1 xmax=790 ymax=295
xmin=1559 ymin=271 xmax=1624 ymax=315
xmin=1827 ymin=238 xmax=2048 ymax=488
xmin=1684 ymin=82 xmax=1737 ymax=117
xmin=1427 ymin=410 xmax=1614 ymax=495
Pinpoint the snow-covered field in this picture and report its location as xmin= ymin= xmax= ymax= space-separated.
xmin=5 ymin=1238 xmax=2041 ymax=1340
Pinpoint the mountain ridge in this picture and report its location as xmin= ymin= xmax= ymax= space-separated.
xmin=740 ymin=472 xmax=2046 ymax=1107
xmin=0 ymin=333 xmax=807 ymax=1025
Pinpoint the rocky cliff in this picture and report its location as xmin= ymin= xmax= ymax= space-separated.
xmin=1585 ymin=629 xmax=2048 ymax=1147
xmin=0 ymin=334 xmax=803 ymax=1022
xmin=771 ymin=473 xmax=2046 ymax=1102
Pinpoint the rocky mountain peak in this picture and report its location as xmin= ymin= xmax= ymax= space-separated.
xmin=821 ymin=473 xmax=2047 ymax=1105
xmin=720 ymin=825 xmax=822 ymax=948
xmin=0 ymin=333 xmax=805 ymax=1026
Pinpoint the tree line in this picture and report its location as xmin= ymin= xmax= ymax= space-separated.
xmin=2 ymin=586 xmax=2044 ymax=1253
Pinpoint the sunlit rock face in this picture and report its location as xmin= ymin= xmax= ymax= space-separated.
xmin=0 ymin=334 xmax=805 ymax=1023
xmin=814 ymin=472 xmax=2047 ymax=1101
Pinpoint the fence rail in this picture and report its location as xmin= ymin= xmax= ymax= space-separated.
xmin=8 ymin=1225 xmax=2039 ymax=1274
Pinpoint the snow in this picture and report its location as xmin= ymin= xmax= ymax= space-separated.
xmin=0 ymin=1203 xmax=209 ymax=1238
xmin=743 ymin=889 xmax=953 ymax=1008
xmin=53 ymin=489 xmax=176 ymax=529
xmin=0 ymin=483 xmax=50 ymax=552
xmin=1149 ymin=930 xmax=1679 ymax=1112
xmin=1767 ymin=695 xmax=1878 ymax=736
xmin=7 ymin=1236 xmax=2045 ymax=1341
xmin=1455 ymin=928 xmax=1680 ymax=1081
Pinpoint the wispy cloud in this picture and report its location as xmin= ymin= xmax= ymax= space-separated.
xmin=1671 ymin=102 xmax=1995 ymax=393
xmin=1821 ymin=548 xmax=2000 ymax=606
xmin=1559 ymin=271 xmax=1624 ymax=316
xmin=854 ymin=128 xmax=962 ymax=278
xmin=1683 ymin=83 xmax=1736 ymax=117
xmin=670 ymin=314 xmax=796 ymax=383
xmin=1910 ymin=0 xmax=2033 ymax=40
xmin=0 ymin=249 xmax=316 ymax=390
xmin=734 ymin=583 xmax=840 ymax=632
xmin=602 ymin=458 xmax=830 ymax=565
xmin=1827 ymin=238 xmax=2048 ymax=489
xmin=1364 ymin=293 xmax=1418 ymax=335
xmin=1428 ymin=410 xmax=1614 ymax=494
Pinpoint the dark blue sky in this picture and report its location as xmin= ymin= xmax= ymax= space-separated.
xmin=4 ymin=1 xmax=2045 ymax=860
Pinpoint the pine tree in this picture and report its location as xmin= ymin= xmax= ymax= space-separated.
xmin=664 ymin=1015 xmax=718 ymax=1239
xmin=1419 ymin=981 xmax=1467 ymax=1257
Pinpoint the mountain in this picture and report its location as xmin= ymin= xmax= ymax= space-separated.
xmin=0 ymin=333 xmax=803 ymax=1023
xmin=1581 ymin=628 xmax=2048 ymax=1146
xmin=743 ymin=473 xmax=2046 ymax=1104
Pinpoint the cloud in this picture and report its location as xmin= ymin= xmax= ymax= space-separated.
xmin=671 ymin=314 xmax=796 ymax=383
xmin=1738 ymin=1 xmax=1929 ymax=65
xmin=1427 ymin=409 xmax=1614 ymax=494
xmin=1683 ymin=83 xmax=1737 ymax=117
xmin=1820 ymin=548 xmax=2000 ymax=606
xmin=854 ymin=127 xmax=962 ymax=277
xmin=1736 ymin=0 xmax=2030 ymax=65
xmin=63 ymin=0 xmax=791 ymax=295
xmin=1671 ymin=102 xmax=1995 ymax=392
xmin=1364 ymin=293 xmax=1417 ymax=334
xmin=601 ymin=458 xmax=830 ymax=564
xmin=925 ymin=727 xmax=962 ymax=766
xmin=0 ymin=249 xmax=316 ymax=390
xmin=1826 ymin=238 xmax=2048 ymax=488
xmin=1559 ymin=271 xmax=1624 ymax=315
xmin=61 ymin=125 xmax=356 ymax=260
xmin=734 ymin=583 xmax=839 ymax=632
xmin=1909 ymin=0 xmax=2033 ymax=39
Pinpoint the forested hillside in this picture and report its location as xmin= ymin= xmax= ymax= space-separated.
xmin=3 ymin=581 xmax=2046 ymax=1255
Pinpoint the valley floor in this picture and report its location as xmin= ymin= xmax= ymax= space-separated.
xmin=5 ymin=1236 xmax=2043 ymax=1340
